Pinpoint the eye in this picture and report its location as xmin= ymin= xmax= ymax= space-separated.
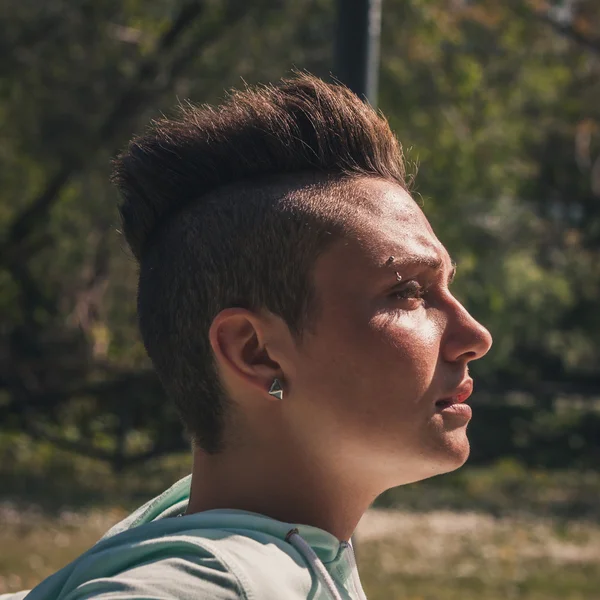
xmin=390 ymin=280 xmax=426 ymax=302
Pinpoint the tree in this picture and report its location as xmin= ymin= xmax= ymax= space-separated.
xmin=1 ymin=0 xmax=598 ymax=470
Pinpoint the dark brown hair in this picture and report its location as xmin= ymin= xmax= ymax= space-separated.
xmin=111 ymin=73 xmax=407 ymax=453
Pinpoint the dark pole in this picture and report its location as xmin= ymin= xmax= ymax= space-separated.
xmin=333 ymin=0 xmax=383 ymax=107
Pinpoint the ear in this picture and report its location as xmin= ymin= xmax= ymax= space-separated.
xmin=208 ymin=307 xmax=288 ymax=402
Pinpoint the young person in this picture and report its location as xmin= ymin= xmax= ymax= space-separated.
xmin=9 ymin=74 xmax=492 ymax=600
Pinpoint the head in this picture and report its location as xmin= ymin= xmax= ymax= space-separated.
xmin=112 ymin=74 xmax=492 ymax=491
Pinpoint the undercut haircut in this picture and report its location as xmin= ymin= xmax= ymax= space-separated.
xmin=111 ymin=73 xmax=407 ymax=454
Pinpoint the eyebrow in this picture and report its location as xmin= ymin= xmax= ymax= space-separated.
xmin=385 ymin=255 xmax=457 ymax=281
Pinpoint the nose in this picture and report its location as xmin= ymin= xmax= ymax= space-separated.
xmin=442 ymin=298 xmax=493 ymax=364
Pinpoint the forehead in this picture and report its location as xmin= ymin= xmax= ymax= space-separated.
xmin=340 ymin=178 xmax=447 ymax=267
xmin=310 ymin=179 xmax=451 ymax=306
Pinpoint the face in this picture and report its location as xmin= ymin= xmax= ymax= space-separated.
xmin=283 ymin=178 xmax=493 ymax=487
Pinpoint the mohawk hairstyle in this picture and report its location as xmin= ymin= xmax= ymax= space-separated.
xmin=111 ymin=73 xmax=407 ymax=453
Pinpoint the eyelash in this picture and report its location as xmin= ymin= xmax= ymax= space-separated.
xmin=390 ymin=280 xmax=428 ymax=302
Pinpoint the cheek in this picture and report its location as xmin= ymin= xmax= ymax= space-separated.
xmin=367 ymin=311 xmax=442 ymax=401
xmin=297 ymin=309 xmax=441 ymax=417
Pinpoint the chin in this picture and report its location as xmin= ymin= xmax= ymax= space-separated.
xmin=392 ymin=438 xmax=470 ymax=487
xmin=427 ymin=430 xmax=471 ymax=477
xmin=441 ymin=435 xmax=470 ymax=471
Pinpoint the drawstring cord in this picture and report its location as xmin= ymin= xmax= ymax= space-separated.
xmin=285 ymin=528 xmax=344 ymax=600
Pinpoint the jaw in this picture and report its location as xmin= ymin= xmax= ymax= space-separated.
xmin=430 ymin=427 xmax=471 ymax=471
xmin=356 ymin=430 xmax=471 ymax=492
xmin=409 ymin=421 xmax=472 ymax=481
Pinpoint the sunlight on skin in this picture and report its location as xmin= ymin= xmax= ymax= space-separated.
xmin=189 ymin=178 xmax=492 ymax=542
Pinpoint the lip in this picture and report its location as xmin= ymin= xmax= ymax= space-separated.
xmin=435 ymin=379 xmax=474 ymax=414
xmin=437 ymin=402 xmax=472 ymax=418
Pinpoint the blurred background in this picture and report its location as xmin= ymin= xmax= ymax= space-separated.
xmin=1 ymin=0 xmax=599 ymax=598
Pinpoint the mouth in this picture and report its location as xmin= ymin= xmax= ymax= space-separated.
xmin=435 ymin=379 xmax=474 ymax=415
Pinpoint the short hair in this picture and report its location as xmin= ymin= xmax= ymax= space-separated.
xmin=111 ymin=73 xmax=407 ymax=454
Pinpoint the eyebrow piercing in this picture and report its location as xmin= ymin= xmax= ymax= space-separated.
xmin=385 ymin=256 xmax=402 ymax=280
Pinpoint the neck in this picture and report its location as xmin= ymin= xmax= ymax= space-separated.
xmin=185 ymin=443 xmax=377 ymax=542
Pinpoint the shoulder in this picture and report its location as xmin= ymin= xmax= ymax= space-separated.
xmin=199 ymin=530 xmax=315 ymax=598
xmin=62 ymin=529 xmax=314 ymax=600
xmin=64 ymin=551 xmax=245 ymax=600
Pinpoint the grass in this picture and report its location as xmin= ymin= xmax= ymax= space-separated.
xmin=0 ymin=505 xmax=125 ymax=594
xmin=356 ymin=511 xmax=600 ymax=600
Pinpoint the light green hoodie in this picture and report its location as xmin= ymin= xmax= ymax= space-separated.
xmin=3 ymin=475 xmax=368 ymax=600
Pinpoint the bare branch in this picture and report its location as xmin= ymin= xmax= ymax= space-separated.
xmin=95 ymin=1 xmax=207 ymax=145
xmin=20 ymin=415 xmax=186 ymax=468
xmin=0 ymin=1 xmax=207 ymax=264
xmin=0 ymin=165 xmax=73 ymax=263
xmin=537 ymin=12 xmax=600 ymax=55
xmin=22 ymin=420 xmax=117 ymax=462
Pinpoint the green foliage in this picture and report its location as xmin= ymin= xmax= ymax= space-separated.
xmin=0 ymin=432 xmax=191 ymax=512
xmin=376 ymin=458 xmax=600 ymax=521
xmin=0 ymin=0 xmax=599 ymax=467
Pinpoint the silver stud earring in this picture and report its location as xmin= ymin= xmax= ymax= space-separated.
xmin=268 ymin=378 xmax=284 ymax=400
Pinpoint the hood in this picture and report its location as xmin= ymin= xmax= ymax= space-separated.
xmin=22 ymin=475 xmax=366 ymax=600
